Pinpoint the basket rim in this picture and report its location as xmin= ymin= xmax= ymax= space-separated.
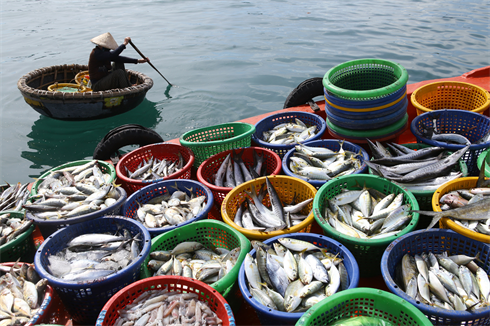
xmin=324 ymin=86 xmax=407 ymax=112
xmin=323 ymin=59 xmax=409 ymax=99
xmin=0 ymin=210 xmax=35 ymax=253
xmin=327 ymin=113 xmax=408 ymax=138
xmin=179 ymin=122 xmax=255 ymax=148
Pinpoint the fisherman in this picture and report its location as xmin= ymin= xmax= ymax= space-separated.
xmin=88 ymin=32 xmax=150 ymax=91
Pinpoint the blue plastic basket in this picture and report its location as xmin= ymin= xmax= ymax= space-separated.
xmin=34 ymin=216 xmax=151 ymax=325
xmin=410 ymin=109 xmax=490 ymax=176
xmin=238 ymin=232 xmax=359 ymax=326
xmin=282 ymin=139 xmax=369 ymax=188
xmin=122 ymin=179 xmax=214 ymax=238
xmin=381 ymin=229 xmax=490 ymax=326
xmin=252 ymin=111 xmax=327 ymax=158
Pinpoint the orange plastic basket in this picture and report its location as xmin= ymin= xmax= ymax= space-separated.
xmin=432 ymin=176 xmax=490 ymax=243
xmin=221 ymin=175 xmax=317 ymax=240
xmin=411 ymin=81 xmax=490 ymax=116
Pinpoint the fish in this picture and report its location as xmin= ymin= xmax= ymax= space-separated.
xmin=0 ymin=183 xmax=30 ymax=213
xmin=260 ymin=118 xmax=318 ymax=145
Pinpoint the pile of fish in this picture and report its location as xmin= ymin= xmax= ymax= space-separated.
xmin=233 ymin=176 xmax=313 ymax=232
xmin=366 ymin=140 xmax=468 ymax=191
xmin=260 ymin=118 xmax=318 ymax=145
xmin=318 ymin=186 xmax=412 ymax=239
xmin=420 ymin=117 xmax=490 ymax=145
xmin=23 ymin=160 xmax=121 ymax=220
xmin=45 ymin=230 xmax=141 ymax=282
xmin=112 ymin=288 xmax=223 ymax=326
xmin=244 ymin=238 xmax=349 ymax=313
xmin=134 ymin=184 xmax=207 ymax=229
xmin=0 ymin=212 xmax=34 ymax=246
xmin=0 ymin=183 xmax=30 ymax=213
xmin=288 ymin=142 xmax=364 ymax=181
xmin=396 ymin=251 xmax=490 ymax=311
xmin=207 ymin=149 xmax=266 ymax=188
xmin=146 ymin=241 xmax=240 ymax=285
xmin=122 ymin=153 xmax=185 ymax=181
xmin=0 ymin=262 xmax=49 ymax=325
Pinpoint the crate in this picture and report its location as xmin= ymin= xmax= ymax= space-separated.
xmin=34 ymin=216 xmax=151 ymax=325
xmin=411 ymin=81 xmax=490 ymax=116
xmin=296 ymin=288 xmax=432 ymax=326
xmin=411 ymin=109 xmax=490 ymax=176
xmin=180 ymin=122 xmax=255 ymax=168
xmin=251 ymin=111 xmax=327 ymax=158
xmin=196 ymin=147 xmax=282 ymax=211
xmin=312 ymin=174 xmax=419 ymax=277
xmin=140 ymin=219 xmax=250 ymax=297
xmin=115 ymin=142 xmax=195 ymax=195
xmin=282 ymin=139 xmax=369 ymax=188
xmin=221 ymin=175 xmax=317 ymax=240
xmin=381 ymin=229 xmax=490 ymax=325
xmin=238 ymin=232 xmax=360 ymax=326
xmin=122 ymin=179 xmax=213 ymax=238
xmin=0 ymin=211 xmax=35 ymax=263
xmin=96 ymin=276 xmax=236 ymax=326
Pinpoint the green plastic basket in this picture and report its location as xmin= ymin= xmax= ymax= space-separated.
xmin=140 ymin=219 xmax=250 ymax=297
xmin=30 ymin=160 xmax=116 ymax=196
xmin=296 ymin=288 xmax=432 ymax=326
xmin=0 ymin=211 xmax=35 ymax=263
xmin=179 ymin=122 xmax=255 ymax=168
xmin=477 ymin=147 xmax=490 ymax=177
xmin=323 ymin=58 xmax=409 ymax=101
xmin=312 ymin=174 xmax=419 ymax=278
xmin=326 ymin=113 xmax=408 ymax=139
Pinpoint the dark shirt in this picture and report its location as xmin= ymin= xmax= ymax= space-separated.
xmin=88 ymin=44 xmax=138 ymax=85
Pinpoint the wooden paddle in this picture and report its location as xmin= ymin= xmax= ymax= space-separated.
xmin=129 ymin=40 xmax=173 ymax=86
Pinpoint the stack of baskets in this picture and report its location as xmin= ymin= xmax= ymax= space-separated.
xmin=323 ymin=59 xmax=409 ymax=143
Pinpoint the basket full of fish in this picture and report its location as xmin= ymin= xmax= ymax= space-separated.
xmin=140 ymin=219 xmax=250 ymax=297
xmin=429 ymin=176 xmax=490 ymax=243
xmin=122 ymin=179 xmax=213 ymax=238
xmin=34 ymin=216 xmax=151 ymax=325
xmin=96 ymin=275 xmax=236 ymax=326
xmin=381 ymin=229 xmax=490 ymax=326
xmin=221 ymin=175 xmax=317 ymax=240
xmin=410 ymin=109 xmax=490 ymax=176
xmin=115 ymin=142 xmax=195 ymax=195
xmin=0 ymin=182 xmax=31 ymax=213
xmin=282 ymin=139 xmax=369 ymax=188
xmin=312 ymin=174 xmax=420 ymax=277
xmin=196 ymin=147 xmax=282 ymax=209
xmin=0 ymin=211 xmax=35 ymax=263
xmin=238 ymin=233 xmax=360 ymax=326
xmin=25 ymin=159 xmax=127 ymax=238
xmin=251 ymin=111 xmax=327 ymax=158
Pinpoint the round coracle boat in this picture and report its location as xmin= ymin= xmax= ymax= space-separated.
xmin=17 ymin=64 xmax=153 ymax=120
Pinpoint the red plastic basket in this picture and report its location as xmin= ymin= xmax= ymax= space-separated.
xmin=115 ymin=142 xmax=195 ymax=195
xmin=196 ymin=147 xmax=282 ymax=212
xmin=96 ymin=276 xmax=236 ymax=326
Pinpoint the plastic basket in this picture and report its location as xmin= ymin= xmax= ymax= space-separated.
xmin=96 ymin=276 xmax=236 ymax=326
xmin=34 ymin=216 xmax=151 ymax=324
xmin=115 ymin=142 xmax=195 ymax=195
xmin=238 ymin=232 xmax=360 ymax=326
xmin=432 ymin=176 xmax=490 ymax=243
xmin=411 ymin=81 xmax=490 ymax=116
xmin=323 ymin=59 xmax=409 ymax=101
xmin=312 ymin=174 xmax=420 ymax=278
xmin=411 ymin=109 xmax=490 ymax=176
xmin=477 ymin=147 xmax=490 ymax=177
xmin=179 ymin=122 xmax=255 ymax=168
xmin=296 ymin=287 xmax=432 ymax=326
xmin=122 ymin=179 xmax=214 ymax=238
xmin=282 ymin=139 xmax=370 ymax=188
xmin=47 ymin=83 xmax=88 ymax=93
xmin=0 ymin=210 xmax=35 ymax=263
xmin=140 ymin=219 xmax=250 ymax=297
xmin=381 ymin=229 xmax=490 ymax=325
xmin=74 ymin=70 xmax=90 ymax=86
xmin=196 ymin=147 xmax=282 ymax=210
xmin=222 ymin=175 xmax=317 ymax=240
xmin=251 ymin=111 xmax=327 ymax=158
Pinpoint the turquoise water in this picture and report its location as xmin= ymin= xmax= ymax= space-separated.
xmin=1 ymin=0 xmax=489 ymax=183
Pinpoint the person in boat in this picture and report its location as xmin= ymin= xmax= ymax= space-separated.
xmin=88 ymin=32 xmax=150 ymax=92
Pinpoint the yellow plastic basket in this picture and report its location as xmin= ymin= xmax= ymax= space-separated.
xmin=75 ymin=70 xmax=90 ymax=86
xmin=47 ymin=82 xmax=88 ymax=93
xmin=221 ymin=175 xmax=317 ymax=240
xmin=411 ymin=81 xmax=490 ymax=116
xmin=432 ymin=176 xmax=490 ymax=243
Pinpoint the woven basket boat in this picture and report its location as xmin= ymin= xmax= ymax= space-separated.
xmin=17 ymin=64 xmax=153 ymax=120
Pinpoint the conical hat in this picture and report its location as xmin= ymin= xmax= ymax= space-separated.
xmin=90 ymin=32 xmax=118 ymax=50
